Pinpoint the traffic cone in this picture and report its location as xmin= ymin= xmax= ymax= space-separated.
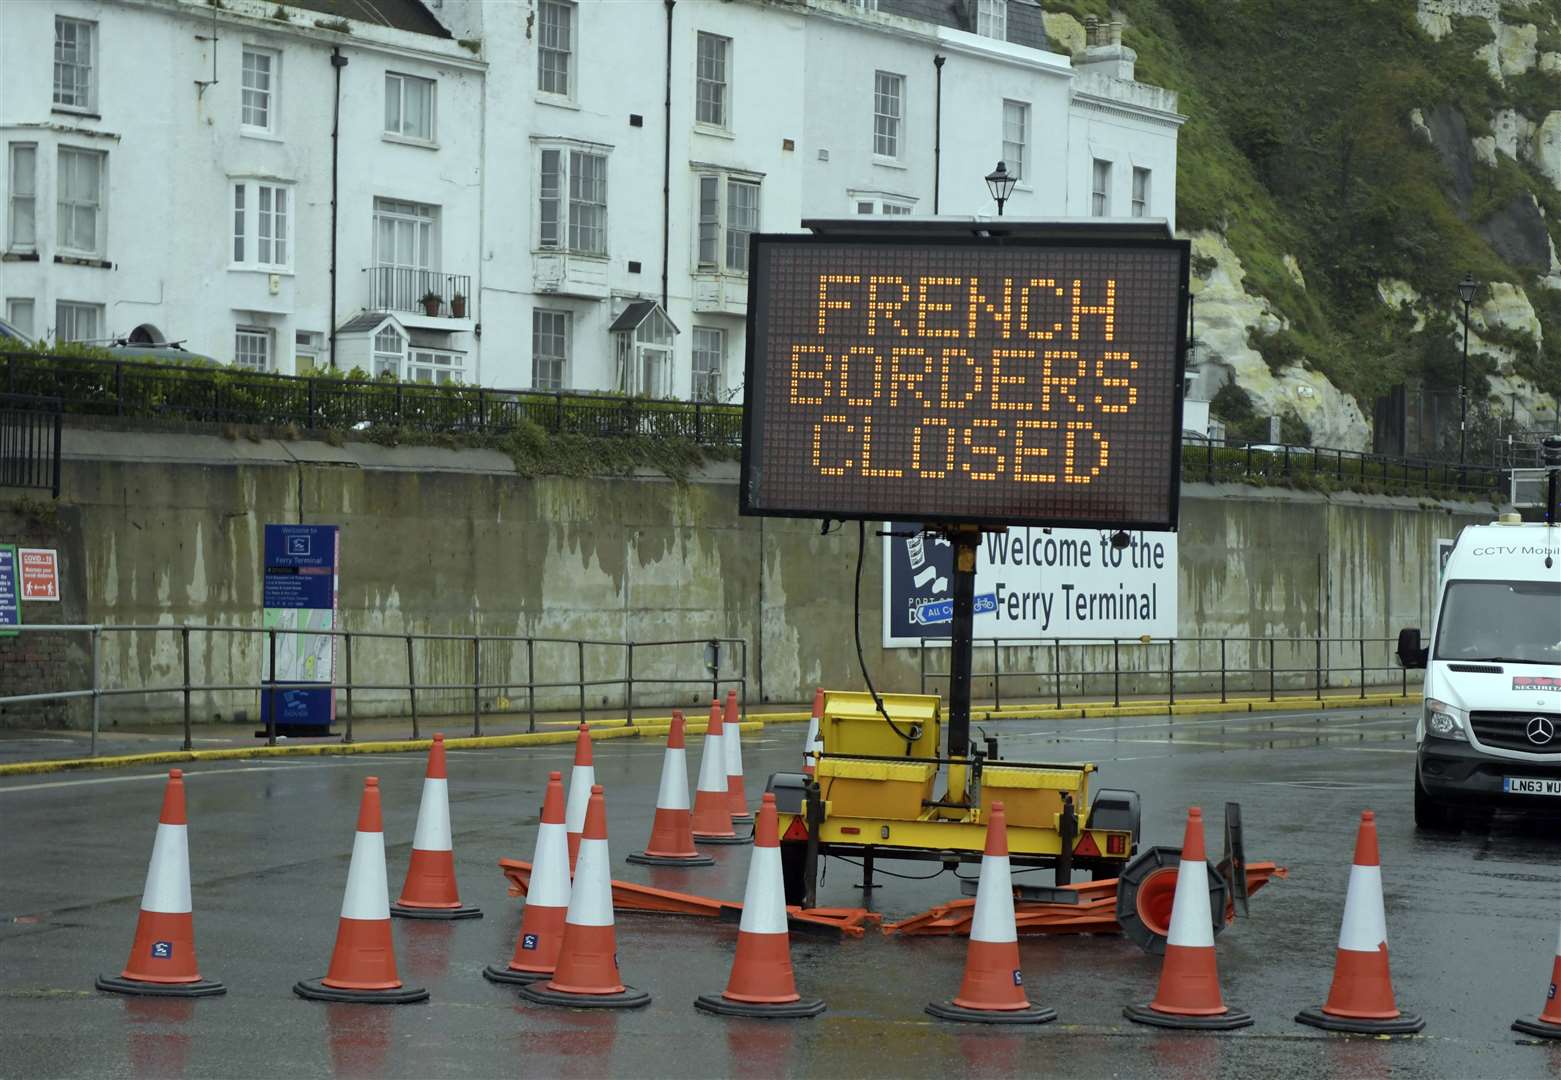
xmin=1513 ymin=892 xmax=1561 ymax=1039
xmin=1296 ymin=810 xmax=1422 ymax=1034
xmin=565 ymin=723 xmax=595 ymax=873
xmin=802 ymin=688 xmax=824 ymax=777
xmin=926 ymin=802 xmax=1055 ymax=1024
xmin=692 ymin=699 xmax=747 ymax=845
xmin=392 ymin=734 xmax=481 ymax=920
xmin=295 ymin=777 xmax=429 ymax=1004
xmin=697 ymin=793 xmax=826 ymax=1017
xmin=724 ymin=690 xmax=752 ymax=822
xmin=517 ymin=785 xmax=652 ymax=1009
xmin=96 ymin=770 xmax=226 ymax=997
xmin=1124 ymin=807 xmax=1251 ymax=1030
xmin=485 ymin=771 xmax=572 ymax=985
xmin=628 ymin=711 xmax=714 ymax=867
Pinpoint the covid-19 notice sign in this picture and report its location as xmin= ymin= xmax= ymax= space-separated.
xmin=740 ymin=235 xmax=1188 ymax=530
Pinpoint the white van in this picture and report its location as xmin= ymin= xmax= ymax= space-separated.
xmin=1398 ymin=514 xmax=1561 ymax=828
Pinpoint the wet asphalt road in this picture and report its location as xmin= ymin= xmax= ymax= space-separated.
xmin=4 ymin=705 xmax=1561 ymax=1079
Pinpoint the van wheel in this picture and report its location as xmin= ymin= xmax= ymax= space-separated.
xmin=1414 ymin=774 xmax=1457 ymax=832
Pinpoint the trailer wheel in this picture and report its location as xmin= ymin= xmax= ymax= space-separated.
xmin=1114 ymin=845 xmax=1230 ymax=956
xmin=780 ymin=841 xmax=807 ymax=906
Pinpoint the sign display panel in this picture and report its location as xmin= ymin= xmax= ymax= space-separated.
xmin=741 ymin=236 xmax=1188 ymax=530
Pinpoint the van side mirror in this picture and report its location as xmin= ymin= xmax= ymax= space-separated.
xmin=1396 ymin=628 xmax=1428 ymax=669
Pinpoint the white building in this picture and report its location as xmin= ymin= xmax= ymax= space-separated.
xmin=1 ymin=0 xmax=1182 ymax=399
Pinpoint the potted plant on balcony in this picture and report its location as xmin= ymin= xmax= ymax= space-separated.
xmin=419 ymin=290 xmax=442 ymax=317
xmin=450 ymin=292 xmax=467 ymax=319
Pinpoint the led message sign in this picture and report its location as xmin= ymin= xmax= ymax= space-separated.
xmin=739 ymin=235 xmax=1190 ymax=530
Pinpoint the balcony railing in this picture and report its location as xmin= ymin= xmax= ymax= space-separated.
xmin=366 ymin=266 xmax=473 ymax=320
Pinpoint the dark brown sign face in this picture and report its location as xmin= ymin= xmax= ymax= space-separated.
xmin=740 ymin=236 xmax=1188 ymax=529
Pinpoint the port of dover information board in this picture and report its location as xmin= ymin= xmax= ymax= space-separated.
xmin=740 ymin=234 xmax=1189 ymax=531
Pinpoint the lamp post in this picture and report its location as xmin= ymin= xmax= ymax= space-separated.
xmin=1457 ymin=272 xmax=1477 ymax=469
xmin=985 ymin=161 xmax=1016 ymax=217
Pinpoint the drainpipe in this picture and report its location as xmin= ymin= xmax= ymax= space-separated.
xmin=329 ymin=47 xmax=348 ymax=369
xmin=662 ymin=0 xmax=675 ymax=311
xmin=933 ymin=55 xmax=945 ymax=213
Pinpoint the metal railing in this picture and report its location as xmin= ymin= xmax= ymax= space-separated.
xmin=0 ymin=624 xmax=748 ymax=757
xmin=366 ymin=266 xmax=474 ymax=320
xmin=0 ymin=393 xmax=62 ymax=497
xmin=919 ymin=635 xmax=1423 ymax=709
xmin=1181 ymin=437 xmax=1502 ymax=496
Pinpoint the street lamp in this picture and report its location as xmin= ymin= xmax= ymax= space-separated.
xmin=985 ymin=161 xmax=1016 ymax=217
xmin=1457 ymin=271 xmax=1477 ymax=468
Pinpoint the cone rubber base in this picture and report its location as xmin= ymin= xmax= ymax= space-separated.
xmin=626 ymin=851 xmax=715 ymax=867
xmin=1513 ymin=1017 xmax=1561 ymax=1040
xmin=1125 ymin=1002 xmax=1253 ymax=1030
xmin=390 ymin=902 xmax=483 ymax=921
xmin=516 ymin=982 xmax=651 ymax=1009
xmin=696 ymin=993 xmax=825 ymax=1018
xmin=1295 ymin=1006 xmax=1422 ymax=1035
xmin=729 ymin=813 xmax=754 ymax=823
xmin=96 ymin=974 xmax=227 ymax=998
xmin=693 ymin=834 xmax=752 ymax=846
xmin=482 ymin=963 xmax=551 ymax=986
xmin=926 ymin=999 xmax=1057 ymax=1025
xmin=293 ymin=978 xmax=429 ymax=1004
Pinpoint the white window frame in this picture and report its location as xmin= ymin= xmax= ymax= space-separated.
xmin=372 ymin=325 xmax=406 ymax=378
xmin=532 ymin=308 xmax=571 ymax=391
xmin=537 ymin=0 xmax=576 ymax=101
xmin=695 ymin=170 xmax=760 ymax=275
xmin=241 ymin=46 xmax=279 ymax=134
xmin=537 ymin=145 xmax=608 ymax=257
xmin=851 ymin=192 xmax=915 ymax=215
xmin=976 ymin=0 xmax=1007 ymax=40
xmin=873 ymin=71 xmax=904 ymax=161
xmin=1091 ymin=158 xmax=1112 ymax=217
xmin=6 ymin=299 xmax=36 ymax=339
xmin=409 ymin=347 xmax=463 ymax=385
xmin=384 ymin=72 xmax=437 ymax=144
xmin=7 ymin=143 xmax=37 ymax=252
xmin=695 ymin=32 xmax=731 ymax=131
xmin=53 ymin=17 xmax=96 ymax=112
xmin=56 ymin=147 xmax=105 ymax=258
xmin=230 ymin=180 xmax=292 ymax=271
xmin=1002 ymin=100 xmax=1028 ymax=183
xmin=1132 ymin=166 xmax=1151 ymax=217
xmin=55 ymin=300 xmax=103 ymax=344
xmin=295 ymin=330 xmax=325 ymax=375
xmin=691 ymin=326 xmax=725 ymax=402
xmin=234 ymin=326 xmax=273 ymax=372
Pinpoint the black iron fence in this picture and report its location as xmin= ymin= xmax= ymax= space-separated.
xmin=1181 ymin=437 xmax=1502 ymax=496
xmin=0 ymin=393 xmax=62 ymax=497
xmin=367 ymin=266 xmax=473 ymax=319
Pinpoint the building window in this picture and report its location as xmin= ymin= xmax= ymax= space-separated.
xmin=55 ymin=301 xmax=102 ymax=343
xmin=1002 ymin=100 xmax=1027 ymax=181
xmin=7 ymin=144 xmax=36 ymax=251
xmin=53 ymin=17 xmax=95 ymax=110
xmin=850 ymin=0 xmax=879 ymax=10
xmin=696 ymin=33 xmax=730 ymax=129
xmin=231 ymin=181 xmax=291 ymax=269
xmin=385 ymin=73 xmax=435 ymax=142
xmin=241 ymin=48 xmax=278 ymax=132
xmin=696 ymin=173 xmax=760 ymax=273
xmin=57 ymin=147 xmax=104 ymax=256
xmin=372 ymin=326 xmax=405 ymax=378
xmin=532 ymin=309 xmax=571 ymax=390
xmin=538 ymin=147 xmax=607 ymax=256
xmin=1132 ymin=167 xmax=1150 ymax=217
xmin=853 ymin=193 xmax=914 ymax=215
xmin=692 ymin=326 xmax=724 ymax=402
xmin=976 ymin=0 xmax=1007 ymax=39
xmin=235 ymin=327 xmax=272 ymax=371
xmin=6 ymin=299 xmax=35 ymax=339
xmin=372 ymin=199 xmax=439 ymax=310
xmin=295 ymin=330 xmax=325 ymax=375
xmin=538 ymin=0 xmax=575 ymax=98
xmin=409 ymin=348 xmax=463 ymax=384
xmin=873 ymin=72 xmax=903 ymax=159
xmin=1092 ymin=158 xmax=1111 ymax=217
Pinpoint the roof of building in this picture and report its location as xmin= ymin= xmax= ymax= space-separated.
xmin=337 ymin=311 xmax=399 ymax=334
xmin=608 ymin=300 xmax=680 ymax=335
xmin=282 ymin=0 xmax=451 ymax=39
xmin=877 ymin=0 xmax=1049 ymax=52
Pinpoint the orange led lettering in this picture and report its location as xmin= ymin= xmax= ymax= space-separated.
xmin=1013 ymin=419 xmax=1059 ymax=483
xmin=961 ymin=418 xmax=1005 ymax=481
xmin=989 ymin=349 xmax=1034 ymax=411
xmin=1071 ymin=278 xmax=1116 ymax=342
xmin=860 ymin=416 xmax=903 ymax=477
xmin=1094 ymin=350 xmax=1138 ymax=413
xmin=1062 ymin=421 xmax=1108 ymax=484
xmin=1040 ymin=350 xmax=1081 ymax=413
xmin=1019 ymin=278 xmax=1065 ymax=341
xmin=839 ymin=346 xmax=883 ymax=408
xmin=868 ymin=276 xmax=910 ymax=337
xmin=816 ymin=274 xmax=860 ymax=335
xmin=912 ymin=418 xmax=956 ymax=479
xmin=812 ymin=414 xmax=854 ymax=476
xmin=938 ymin=349 xmax=982 ymax=410
xmin=889 ymin=347 xmax=929 ymax=407
xmin=789 ymin=344 xmax=830 ymax=406
xmin=967 ymin=277 xmax=1013 ymax=339
xmin=917 ymin=277 xmax=964 ymax=338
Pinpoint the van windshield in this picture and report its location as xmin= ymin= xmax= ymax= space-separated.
xmin=1435 ymin=580 xmax=1561 ymax=665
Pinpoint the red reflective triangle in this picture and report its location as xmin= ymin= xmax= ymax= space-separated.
xmin=1073 ymin=831 xmax=1101 ymax=859
xmin=782 ymin=816 xmax=809 ymax=842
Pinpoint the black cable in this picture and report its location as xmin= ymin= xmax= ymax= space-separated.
xmin=829 ymin=855 xmax=947 ymax=881
xmin=855 ymin=520 xmax=919 ymax=750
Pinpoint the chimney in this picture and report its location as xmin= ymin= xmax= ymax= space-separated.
xmin=1075 ymin=16 xmax=1136 ymax=81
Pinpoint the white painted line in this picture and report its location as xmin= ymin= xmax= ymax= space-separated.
xmin=0 ymin=756 xmax=425 ymax=794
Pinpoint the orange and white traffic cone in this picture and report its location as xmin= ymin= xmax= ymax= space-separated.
xmin=485 ymin=771 xmax=572 ymax=985
xmin=565 ymin=723 xmax=595 ymax=873
xmin=392 ymin=734 xmax=481 ymax=920
xmin=1513 ymin=892 xmax=1561 ymax=1039
xmin=295 ymin=777 xmax=428 ymax=1004
xmin=926 ymin=802 xmax=1055 ymax=1024
xmin=692 ymin=699 xmax=747 ymax=845
xmin=802 ymin=688 xmax=824 ymax=778
xmin=628 ymin=711 xmax=714 ymax=867
xmin=723 ymin=690 xmax=752 ymax=822
xmin=1125 ymin=807 xmax=1251 ymax=1030
xmin=697 ymin=793 xmax=825 ymax=1017
xmin=96 ymin=770 xmax=225 ymax=997
xmin=517 ymin=785 xmax=652 ymax=1009
xmin=1297 ymin=810 xmax=1422 ymax=1034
